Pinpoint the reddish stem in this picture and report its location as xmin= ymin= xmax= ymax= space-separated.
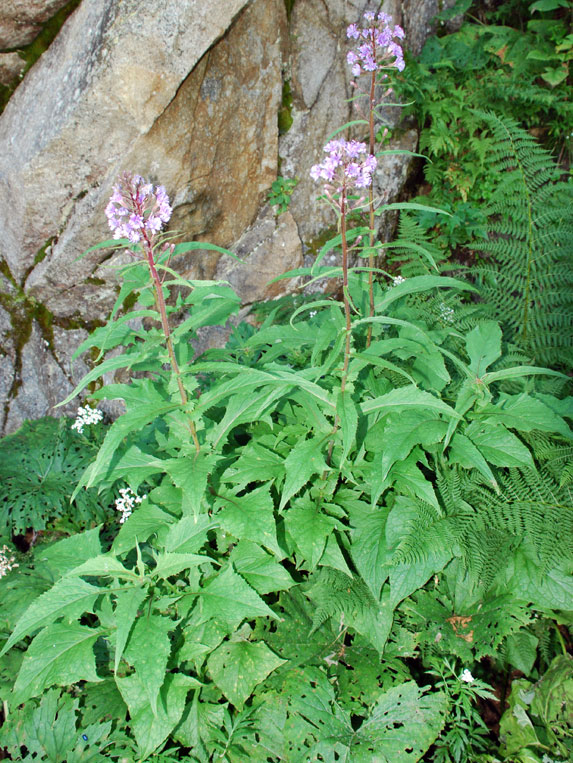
xmin=141 ymin=228 xmax=200 ymax=454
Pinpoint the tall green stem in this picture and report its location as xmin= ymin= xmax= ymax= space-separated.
xmin=326 ymin=185 xmax=352 ymax=468
xmin=340 ymin=189 xmax=352 ymax=393
xmin=142 ymin=233 xmax=200 ymax=454
xmin=366 ymin=68 xmax=376 ymax=348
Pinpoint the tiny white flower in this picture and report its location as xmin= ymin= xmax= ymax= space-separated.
xmin=392 ymin=275 xmax=406 ymax=286
xmin=114 ymin=486 xmax=145 ymax=523
xmin=460 ymin=669 xmax=474 ymax=683
xmin=71 ymin=405 xmax=104 ymax=434
xmin=439 ymin=302 xmax=455 ymax=323
xmin=0 ymin=545 xmax=18 ymax=578
xmin=309 ymin=310 xmax=317 ymax=318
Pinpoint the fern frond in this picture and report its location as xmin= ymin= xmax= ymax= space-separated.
xmin=390 ymin=498 xmax=450 ymax=565
xmin=525 ymin=432 xmax=573 ymax=487
xmin=305 ymin=568 xmax=377 ymax=635
xmin=470 ymin=111 xmax=573 ymax=369
xmin=467 ymin=468 xmax=573 ymax=572
xmin=388 ymin=214 xmax=447 ymax=277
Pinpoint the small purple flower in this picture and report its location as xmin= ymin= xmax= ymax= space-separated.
xmin=347 ymin=23 xmax=360 ymax=39
xmin=105 ymin=172 xmax=173 ymax=244
xmin=310 ymin=138 xmax=377 ymax=200
xmin=346 ymin=11 xmax=405 ymax=77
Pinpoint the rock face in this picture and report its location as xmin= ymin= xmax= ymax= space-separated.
xmin=0 ymin=52 xmax=25 ymax=86
xmin=0 ymin=0 xmax=442 ymax=434
xmin=0 ymin=0 xmax=71 ymax=48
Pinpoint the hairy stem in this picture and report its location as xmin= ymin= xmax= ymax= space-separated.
xmin=143 ymin=233 xmax=200 ymax=454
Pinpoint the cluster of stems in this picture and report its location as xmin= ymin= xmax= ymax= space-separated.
xmin=311 ymin=10 xmax=406 ymax=460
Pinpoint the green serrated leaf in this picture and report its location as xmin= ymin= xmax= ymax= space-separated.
xmin=506 ymin=548 xmax=573 ymax=610
xmin=163 ymin=514 xmax=216 ymax=554
xmin=1 ymin=576 xmax=102 ymax=657
xmin=487 ymin=393 xmax=573 ymax=439
xmin=361 ymin=384 xmax=459 ymax=420
xmin=114 ymin=586 xmax=149 ymax=673
xmin=379 ymin=410 xmax=447 ymax=482
xmin=335 ymin=390 xmax=359 ymax=466
xmin=230 ymin=541 xmax=294 ymax=595
xmin=349 ymin=504 xmax=390 ymax=600
xmin=319 ymin=533 xmax=353 ymax=578
xmin=465 ymin=420 xmax=535 ymax=468
xmin=116 ymin=672 xmax=197 ymax=759
xmin=12 ymin=622 xmax=103 ymax=704
xmin=152 ymin=552 xmax=211 ymax=579
xmin=198 ymin=564 xmax=278 ymax=629
xmin=221 ymin=441 xmax=284 ymax=489
xmin=449 ymin=432 xmax=498 ymax=488
xmin=65 ymin=554 xmax=139 ymax=581
xmin=391 ymin=451 xmax=440 ymax=510
xmin=123 ymin=613 xmax=173 ymax=717
xmin=76 ymin=401 xmax=178 ymax=494
xmin=284 ymin=502 xmax=338 ymax=570
xmin=207 ymin=641 xmax=285 ymax=708
xmin=506 ymin=629 xmax=539 ymax=675
xmin=35 ymin=526 xmax=103 ymax=577
xmin=164 ymin=452 xmax=219 ymax=517
xmin=216 ymin=484 xmax=282 ymax=557
xmin=279 ymin=438 xmax=329 ymax=510
xmin=465 ymin=321 xmax=502 ymax=376
xmin=112 ymin=502 xmax=175 ymax=555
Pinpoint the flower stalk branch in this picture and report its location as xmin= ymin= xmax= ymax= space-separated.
xmin=106 ymin=172 xmax=200 ymax=453
xmin=347 ymin=11 xmax=405 ymax=346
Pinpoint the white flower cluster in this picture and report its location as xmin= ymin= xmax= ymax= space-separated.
xmin=114 ymin=487 xmax=146 ymax=524
xmin=439 ymin=302 xmax=455 ymax=323
xmin=392 ymin=275 xmax=406 ymax=286
xmin=71 ymin=405 xmax=104 ymax=434
xmin=0 ymin=545 xmax=18 ymax=579
xmin=460 ymin=668 xmax=474 ymax=683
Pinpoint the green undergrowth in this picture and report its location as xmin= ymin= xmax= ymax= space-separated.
xmin=0 ymin=1 xmax=572 ymax=761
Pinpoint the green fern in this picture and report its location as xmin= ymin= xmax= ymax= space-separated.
xmin=471 ymin=111 xmax=573 ymax=368
xmin=305 ymin=567 xmax=378 ymax=636
xmin=468 ymin=469 xmax=571 ymax=574
xmin=525 ymin=431 xmax=573 ymax=487
xmin=393 ymin=467 xmax=572 ymax=591
xmin=387 ymin=214 xmax=446 ymax=277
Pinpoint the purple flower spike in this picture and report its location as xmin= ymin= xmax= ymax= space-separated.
xmin=310 ymin=138 xmax=377 ymax=198
xmin=346 ymin=11 xmax=406 ymax=77
xmin=105 ymin=172 xmax=173 ymax=244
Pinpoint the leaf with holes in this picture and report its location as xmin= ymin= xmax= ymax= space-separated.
xmin=198 ymin=563 xmax=278 ymax=630
xmin=345 ymin=681 xmax=446 ymax=760
xmin=207 ymin=640 xmax=285 ymax=708
xmin=0 ymin=417 xmax=109 ymax=534
xmin=215 ymin=484 xmax=282 ymax=557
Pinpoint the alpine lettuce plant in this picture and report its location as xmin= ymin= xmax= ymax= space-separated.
xmin=0 ymin=10 xmax=571 ymax=762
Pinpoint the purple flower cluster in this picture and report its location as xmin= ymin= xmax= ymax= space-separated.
xmin=346 ymin=10 xmax=405 ymax=76
xmin=310 ymin=139 xmax=377 ymax=192
xmin=105 ymin=172 xmax=172 ymax=244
